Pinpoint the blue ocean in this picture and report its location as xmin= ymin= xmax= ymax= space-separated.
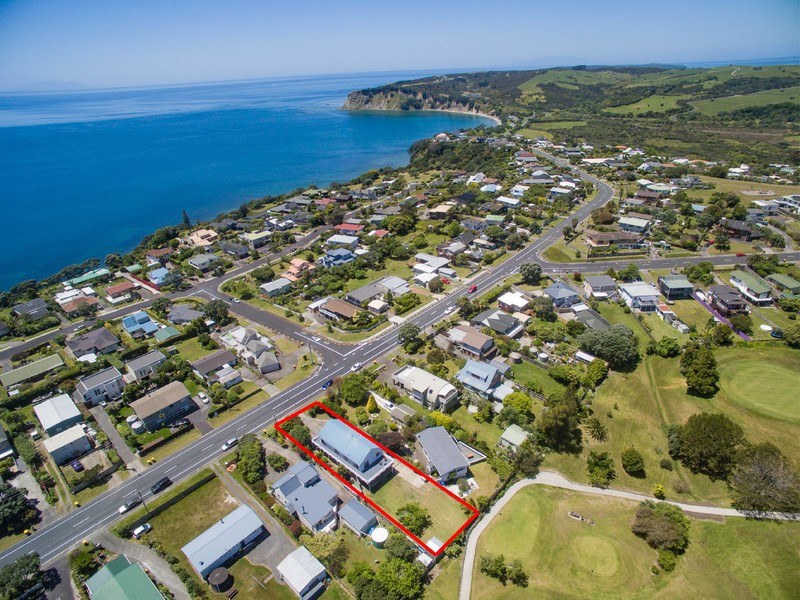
xmin=0 ymin=72 xmax=493 ymax=290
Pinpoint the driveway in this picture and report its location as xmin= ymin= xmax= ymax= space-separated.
xmin=44 ymin=554 xmax=75 ymax=600
xmin=90 ymin=406 xmax=142 ymax=470
xmin=11 ymin=458 xmax=58 ymax=526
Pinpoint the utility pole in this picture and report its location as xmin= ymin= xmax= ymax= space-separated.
xmin=138 ymin=490 xmax=150 ymax=514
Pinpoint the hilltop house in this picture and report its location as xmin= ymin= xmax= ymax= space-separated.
xmin=657 ymin=275 xmax=694 ymax=300
xmin=729 ymin=270 xmax=772 ymax=305
xmin=619 ymin=282 xmax=660 ymax=312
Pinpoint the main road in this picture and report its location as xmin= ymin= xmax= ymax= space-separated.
xmin=0 ymin=152 xmax=796 ymax=567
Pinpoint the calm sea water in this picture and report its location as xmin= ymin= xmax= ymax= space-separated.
xmin=0 ymin=73 xmax=492 ymax=290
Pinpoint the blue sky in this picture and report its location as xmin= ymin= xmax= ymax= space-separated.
xmin=0 ymin=0 xmax=797 ymax=90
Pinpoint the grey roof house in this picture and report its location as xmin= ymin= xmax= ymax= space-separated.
xmin=313 ymin=419 xmax=393 ymax=490
xmin=271 ymin=462 xmax=338 ymax=534
xmin=66 ymin=327 xmax=120 ymax=358
xmin=187 ymin=253 xmax=220 ymax=272
xmin=416 ymin=426 xmax=469 ymax=484
xmin=167 ymin=304 xmax=204 ymax=324
xmin=338 ymin=500 xmax=378 ymax=536
xmin=125 ymin=349 xmax=167 ymax=382
xmin=259 ymin=277 xmax=292 ymax=297
xmin=12 ymin=298 xmax=49 ymax=321
xmin=543 ymin=281 xmax=581 ymax=308
xmin=76 ymin=366 xmax=125 ymax=406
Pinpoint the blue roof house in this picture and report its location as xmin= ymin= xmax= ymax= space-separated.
xmin=312 ymin=419 xmax=393 ymax=490
xmin=147 ymin=267 xmax=174 ymax=286
xmin=456 ymin=359 xmax=502 ymax=398
xmin=318 ymin=248 xmax=355 ymax=268
xmin=271 ymin=462 xmax=338 ymax=534
xmin=122 ymin=311 xmax=158 ymax=337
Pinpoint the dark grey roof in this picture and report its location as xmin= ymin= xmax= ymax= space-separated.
xmin=13 ymin=298 xmax=48 ymax=320
xmin=544 ymin=281 xmax=579 ymax=300
xmin=576 ymin=309 xmax=611 ymax=331
xmin=339 ymin=500 xmax=377 ymax=534
xmin=346 ymin=283 xmax=384 ymax=305
xmin=191 ymin=349 xmax=236 ymax=375
xmin=168 ymin=304 xmax=204 ymax=323
xmin=472 ymin=309 xmax=519 ymax=335
xmin=584 ymin=275 xmax=616 ymax=289
xmin=76 ymin=366 xmax=123 ymax=392
xmin=417 ymin=426 xmax=469 ymax=477
xmin=66 ymin=327 xmax=119 ymax=355
xmin=126 ymin=349 xmax=166 ymax=372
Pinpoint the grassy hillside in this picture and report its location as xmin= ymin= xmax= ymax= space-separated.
xmin=344 ymin=64 xmax=800 ymax=162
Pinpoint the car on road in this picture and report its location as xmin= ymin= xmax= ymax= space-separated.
xmin=198 ymin=392 xmax=210 ymax=404
xmin=151 ymin=477 xmax=172 ymax=495
xmin=70 ymin=460 xmax=84 ymax=473
xmin=735 ymin=252 xmax=746 ymax=257
xmin=221 ymin=437 xmax=238 ymax=452
xmin=321 ymin=379 xmax=334 ymax=390
xmin=443 ymin=306 xmax=456 ymax=315
xmin=233 ymin=298 xmax=241 ymax=303
xmin=350 ymin=362 xmax=362 ymax=372
xmin=118 ymin=498 xmax=142 ymax=514
xmin=132 ymin=523 xmax=152 ymax=539
xmin=468 ymin=285 xmax=478 ymax=294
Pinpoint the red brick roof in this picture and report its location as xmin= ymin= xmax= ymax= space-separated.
xmin=334 ymin=223 xmax=365 ymax=232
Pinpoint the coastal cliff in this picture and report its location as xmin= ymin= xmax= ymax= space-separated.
xmin=343 ymin=89 xmax=500 ymax=124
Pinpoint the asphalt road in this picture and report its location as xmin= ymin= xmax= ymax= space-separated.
xmin=0 ymin=153 xmax=796 ymax=567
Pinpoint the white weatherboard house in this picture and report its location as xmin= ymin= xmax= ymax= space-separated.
xmin=181 ymin=505 xmax=264 ymax=580
xmin=392 ymin=365 xmax=459 ymax=411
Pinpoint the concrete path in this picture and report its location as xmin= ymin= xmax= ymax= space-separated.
xmin=459 ymin=471 xmax=799 ymax=600
xmin=93 ymin=530 xmax=190 ymax=600
xmin=90 ymin=406 xmax=143 ymax=471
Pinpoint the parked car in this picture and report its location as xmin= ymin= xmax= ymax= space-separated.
xmin=99 ymin=400 xmax=108 ymax=408
xmin=118 ymin=498 xmax=142 ymax=514
xmin=350 ymin=362 xmax=362 ymax=372
xmin=151 ymin=477 xmax=172 ymax=495
xmin=440 ymin=277 xmax=450 ymax=284
xmin=468 ymin=285 xmax=478 ymax=293
xmin=221 ymin=437 xmax=238 ymax=452
xmin=172 ymin=418 xmax=190 ymax=428
xmin=198 ymin=392 xmax=210 ymax=404
xmin=132 ymin=523 xmax=152 ymax=539
xmin=70 ymin=460 xmax=84 ymax=473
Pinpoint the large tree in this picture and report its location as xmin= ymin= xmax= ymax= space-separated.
xmin=681 ymin=344 xmax=719 ymax=397
xmin=536 ymin=395 xmax=582 ymax=453
xmin=203 ymin=298 xmax=231 ymax=325
xmin=519 ymin=263 xmax=542 ymax=285
xmin=729 ymin=443 xmax=800 ymax=513
xmin=338 ymin=374 xmax=370 ymax=406
xmin=397 ymin=322 xmax=421 ymax=347
xmin=631 ymin=501 xmax=690 ymax=553
xmin=0 ymin=482 xmax=39 ymax=535
xmin=673 ymin=413 xmax=745 ymax=481
xmin=579 ymin=324 xmax=640 ymax=371
xmin=385 ymin=534 xmax=417 ymax=562
xmin=375 ymin=558 xmax=425 ymax=600
xmin=0 ymin=553 xmax=43 ymax=599
xmin=396 ymin=502 xmax=431 ymax=536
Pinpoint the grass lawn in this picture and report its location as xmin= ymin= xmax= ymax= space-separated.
xmin=208 ymin=389 xmax=270 ymax=427
xmin=595 ymin=302 xmax=651 ymax=349
xmin=692 ymin=176 xmax=800 ymax=201
xmin=450 ymin=406 xmax=503 ymax=448
xmin=274 ymin=336 xmax=300 ymax=355
xmin=604 ymin=94 xmax=688 ymax=114
xmin=530 ymin=120 xmax=588 ymax=130
xmin=472 ymin=485 xmax=800 ymax=600
xmin=544 ymin=346 xmax=800 ymax=505
xmin=127 ymin=473 xmax=241 ymax=594
xmin=366 ymin=463 xmax=471 ymax=545
xmin=322 ymin=319 xmax=392 ymax=343
xmin=517 ymin=128 xmax=553 ymax=140
xmin=669 ymin=298 xmax=713 ymax=330
xmin=175 ymin=338 xmax=214 ymax=362
xmin=508 ymin=361 xmax=566 ymax=400
xmin=0 ymin=532 xmax=28 ymax=553
xmin=275 ymin=353 xmax=316 ymax=390
xmin=146 ymin=427 xmax=203 ymax=462
xmin=468 ymin=461 xmax=500 ymax=498
xmin=338 ymin=525 xmax=385 ymax=574
xmin=426 ymin=556 xmax=461 ymax=600
xmin=542 ymin=239 xmax=581 ymax=263
xmin=641 ymin=313 xmax=687 ymax=341
xmin=690 ymin=86 xmax=800 ymax=115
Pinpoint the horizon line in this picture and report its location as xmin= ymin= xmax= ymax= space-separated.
xmin=4 ymin=54 xmax=798 ymax=95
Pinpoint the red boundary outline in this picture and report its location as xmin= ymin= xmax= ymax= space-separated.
xmin=275 ymin=401 xmax=479 ymax=556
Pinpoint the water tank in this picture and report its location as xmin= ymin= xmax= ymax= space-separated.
xmin=131 ymin=421 xmax=145 ymax=433
xmin=538 ymin=352 xmax=549 ymax=362
xmin=371 ymin=527 xmax=389 ymax=548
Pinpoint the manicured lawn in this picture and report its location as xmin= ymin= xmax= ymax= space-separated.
xmin=175 ymin=338 xmax=214 ymax=362
xmin=472 ymin=485 xmax=800 ymax=600
xmin=338 ymin=525 xmax=385 ymax=573
xmin=274 ymin=336 xmax=300 ymax=355
xmin=449 ymin=406 xmax=502 ymax=448
xmin=642 ymin=313 xmax=687 ymax=341
xmin=0 ymin=532 xmax=28 ymax=553
xmin=542 ymin=240 xmax=580 ymax=263
xmin=669 ymin=298 xmax=712 ymax=330
xmin=692 ymin=176 xmax=800 ymax=201
xmin=275 ymin=352 xmax=316 ymax=390
xmin=544 ymin=346 xmax=800 ymax=505
xmin=595 ymin=302 xmax=650 ymax=348
xmin=517 ymin=128 xmax=553 ymax=140
xmin=468 ymin=461 xmax=500 ymax=498
xmin=366 ymin=462 xmax=472 ymax=545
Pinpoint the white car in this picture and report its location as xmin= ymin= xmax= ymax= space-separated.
xmin=443 ymin=306 xmax=456 ymax=315
xmin=198 ymin=392 xmax=210 ymax=405
xmin=221 ymin=437 xmax=238 ymax=452
xmin=233 ymin=298 xmax=240 ymax=303
xmin=118 ymin=499 xmax=141 ymax=514
xmin=132 ymin=523 xmax=152 ymax=539
xmin=350 ymin=362 xmax=362 ymax=372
